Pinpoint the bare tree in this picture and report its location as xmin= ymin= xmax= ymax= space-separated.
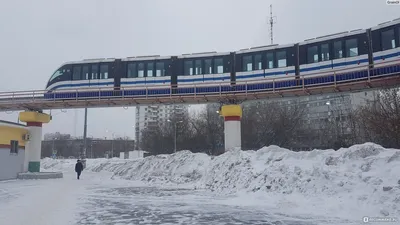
xmin=241 ymin=100 xmax=309 ymax=150
xmin=188 ymin=104 xmax=224 ymax=155
xmin=355 ymin=88 xmax=400 ymax=148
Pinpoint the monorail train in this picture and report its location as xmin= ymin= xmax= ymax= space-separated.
xmin=44 ymin=18 xmax=400 ymax=99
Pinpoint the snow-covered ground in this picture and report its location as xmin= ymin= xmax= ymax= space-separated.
xmin=1 ymin=143 xmax=399 ymax=224
xmin=43 ymin=142 xmax=400 ymax=223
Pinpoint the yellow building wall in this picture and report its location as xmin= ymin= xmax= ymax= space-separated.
xmin=0 ymin=125 xmax=28 ymax=147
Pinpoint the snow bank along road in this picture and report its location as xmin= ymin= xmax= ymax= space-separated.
xmin=1 ymin=143 xmax=399 ymax=224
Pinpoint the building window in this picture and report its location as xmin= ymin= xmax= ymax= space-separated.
xmin=10 ymin=140 xmax=18 ymax=154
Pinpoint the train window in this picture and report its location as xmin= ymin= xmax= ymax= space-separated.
xmin=307 ymin=46 xmax=318 ymax=63
xmin=72 ymin=66 xmax=81 ymax=80
xmin=333 ymin=41 xmax=343 ymax=59
xmin=243 ymin=55 xmax=252 ymax=71
xmin=254 ymin=54 xmax=262 ymax=70
xmin=155 ymin=62 xmax=164 ymax=77
xmin=138 ymin=63 xmax=145 ymax=77
xmin=345 ymin=38 xmax=358 ymax=57
xmin=276 ymin=50 xmax=287 ymax=67
xmin=83 ymin=66 xmax=89 ymax=79
xmin=381 ymin=29 xmax=396 ymax=50
xmin=100 ymin=65 xmax=108 ymax=79
xmin=195 ymin=60 xmax=202 ymax=75
xmin=91 ymin=65 xmax=98 ymax=79
xmin=321 ymin=43 xmax=330 ymax=61
xmin=184 ymin=60 xmax=193 ymax=75
xmin=127 ymin=63 xmax=137 ymax=78
xmin=214 ymin=58 xmax=223 ymax=73
xmin=266 ymin=52 xmax=274 ymax=69
xmin=147 ymin=62 xmax=154 ymax=77
xmin=204 ymin=59 xmax=212 ymax=74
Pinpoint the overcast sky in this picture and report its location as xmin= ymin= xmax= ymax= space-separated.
xmin=0 ymin=0 xmax=398 ymax=139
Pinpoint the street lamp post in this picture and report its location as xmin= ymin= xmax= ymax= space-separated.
xmin=52 ymin=137 xmax=57 ymax=158
xmin=167 ymin=119 xmax=183 ymax=153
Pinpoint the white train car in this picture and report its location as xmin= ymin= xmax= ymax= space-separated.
xmin=121 ymin=55 xmax=172 ymax=96
xmin=370 ymin=18 xmax=400 ymax=74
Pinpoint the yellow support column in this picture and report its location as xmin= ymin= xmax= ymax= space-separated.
xmin=19 ymin=111 xmax=51 ymax=172
xmin=219 ymin=105 xmax=242 ymax=151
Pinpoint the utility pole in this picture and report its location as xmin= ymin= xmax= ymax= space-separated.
xmin=168 ymin=119 xmax=182 ymax=153
xmin=269 ymin=4 xmax=277 ymax=45
xmin=111 ymin=137 xmax=114 ymax=158
xmin=83 ymin=108 xmax=88 ymax=158
xmin=174 ymin=122 xmax=177 ymax=153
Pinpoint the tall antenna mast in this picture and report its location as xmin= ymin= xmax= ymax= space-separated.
xmin=269 ymin=4 xmax=277 ymax=45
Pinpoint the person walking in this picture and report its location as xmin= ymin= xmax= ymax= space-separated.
xmin=75 ymin=159 xmax=83 ymax=180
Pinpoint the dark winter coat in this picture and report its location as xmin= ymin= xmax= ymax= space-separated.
xmin=75 ymin=162 xmax=83 ymax=173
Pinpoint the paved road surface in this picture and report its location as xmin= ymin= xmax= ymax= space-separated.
xmin=0 ymin=171 xmax=356 ymax=225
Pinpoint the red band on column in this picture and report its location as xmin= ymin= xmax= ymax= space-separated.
xmin=26 ymin=122 xmax=42 ymax=127
xmin=224 ymin=116 xmax=241 ymax=121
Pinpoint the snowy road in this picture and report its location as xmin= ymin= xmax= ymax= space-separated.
xmin=0 ymin=171 xmax=364 ymax=225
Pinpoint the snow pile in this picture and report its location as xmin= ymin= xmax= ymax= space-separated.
xmin=41 ymin=143 xmax=400 ymax=218
xmin=42 ymin=150 xmax=211 ymax=187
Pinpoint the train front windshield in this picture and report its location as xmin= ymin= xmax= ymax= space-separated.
xmin=46 ymin=67 xmax=64 ymax=88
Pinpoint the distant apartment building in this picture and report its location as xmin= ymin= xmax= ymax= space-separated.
xmin=243 ymin=89 xmax=378 ymax=149
xmin=134 ymin=104 xmax=189 ymax=149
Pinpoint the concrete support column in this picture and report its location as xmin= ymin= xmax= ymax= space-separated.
xmin=19 ymin=111 xmax=51 ymax=172
xmin=219 ymin=105 xmax=242 ymax=151
xmin=25 ymin=122 xmax=43 ymax=172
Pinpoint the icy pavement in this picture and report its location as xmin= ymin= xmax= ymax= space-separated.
xmin=0 ymin=171 xmax=361 ymax=225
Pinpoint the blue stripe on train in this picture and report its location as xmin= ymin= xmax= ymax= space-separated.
xmin=299 ymin=58 xmax=369 ymax=73
xmin=49 ymin=81 xmax=114 ymax=91
xmin=236 ymin=70 xmax=296 ymax=80
xmin=373 ymin=51 xmax=400 ymax=61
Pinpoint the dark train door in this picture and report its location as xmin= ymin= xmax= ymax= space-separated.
xmin=113 ymin=59 xmax=122 ymax=90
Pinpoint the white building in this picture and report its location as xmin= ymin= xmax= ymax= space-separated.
xmin=244 ymin=89 xmax=378 ymax=149
xmin=134 ymin=104 xmax=189 ymax=149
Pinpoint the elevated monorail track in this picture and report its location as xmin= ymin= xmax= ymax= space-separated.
xmin=0 ymin=61 xmax=399 ymax=112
